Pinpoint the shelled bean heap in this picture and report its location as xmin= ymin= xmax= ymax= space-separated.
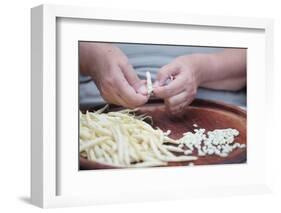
xmin=178 ymin=127 xmax=246 ymax=158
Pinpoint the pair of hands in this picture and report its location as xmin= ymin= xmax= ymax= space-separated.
xmin=80 ymin=43 xmax=200 ymax=115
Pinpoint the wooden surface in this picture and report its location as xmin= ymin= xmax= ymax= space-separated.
xmin=80 ymin=99 xmax=246 ymax=170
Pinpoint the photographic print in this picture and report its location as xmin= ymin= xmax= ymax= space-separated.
xmin=79 ymin=42 xmax=247 ymax=170
xmin=31 ymin=5 xmax=273 ymax=207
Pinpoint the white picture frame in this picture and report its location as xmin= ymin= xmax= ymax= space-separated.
xmin=31 ymin=4 xmax=274 ymax=208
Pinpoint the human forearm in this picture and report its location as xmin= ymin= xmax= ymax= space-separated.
xmin=79 ymin=42 xmax=113 ymax=76
xmin=195 ymin=49 xmax=246 ymax=91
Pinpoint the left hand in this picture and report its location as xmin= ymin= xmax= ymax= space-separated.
xmin=153 ymin=55 xmax=201 ymax=115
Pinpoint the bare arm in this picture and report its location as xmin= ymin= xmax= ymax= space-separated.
xmin=153 ymin=48 xmax=246 ymax=114
xmin=196 ymin=49 xmax=246 ymax=91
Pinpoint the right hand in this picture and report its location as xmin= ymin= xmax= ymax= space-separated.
xmin=79 ymin=43 xmax=148 ymax=108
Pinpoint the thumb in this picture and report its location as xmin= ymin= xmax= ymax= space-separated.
xmin=154 ymin=64 xmax=179 ymax=87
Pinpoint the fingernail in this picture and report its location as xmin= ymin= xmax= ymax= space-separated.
xmin=137 ymin=85 xmax=147 ymax=95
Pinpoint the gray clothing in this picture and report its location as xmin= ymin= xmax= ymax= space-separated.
xmin=80 ymin=43 xmax=246 ymax=108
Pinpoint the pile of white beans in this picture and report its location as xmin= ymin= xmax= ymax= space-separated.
xmin=178 ymin=126 xmax=245 ymax=158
